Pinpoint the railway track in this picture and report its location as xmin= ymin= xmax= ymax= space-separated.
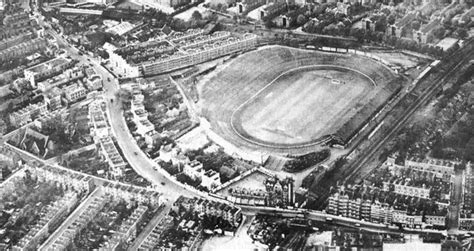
xmin=344 ymin=40 xmax=474 ymax=183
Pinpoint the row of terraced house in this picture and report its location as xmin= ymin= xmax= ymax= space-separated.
xmin=172 ymin=196 xmax=242 ymax=228
xmin=326 ymin=156 xmax=462 ymax=229
xmin=9 ymin=57 xmax=103 ymax=127
xmin=327 ymin=192 xmax=446 ymax=228
xmin=105 ymin=28 xmax=258 ymax=78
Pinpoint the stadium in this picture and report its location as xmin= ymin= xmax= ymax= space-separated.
xmin=199 ymin=45 xmax=400 ymax=156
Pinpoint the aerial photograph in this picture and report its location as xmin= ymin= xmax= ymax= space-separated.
xmin=0 ymin=0 xmax=473 ymax=248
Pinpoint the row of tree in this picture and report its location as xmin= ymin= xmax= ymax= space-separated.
xmin=284 ymin=148 xmax=330 ymax=173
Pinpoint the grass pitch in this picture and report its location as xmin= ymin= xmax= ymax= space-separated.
xmin=234 ymin=66 xmax=374 ymax=146
xmin=199 ymin=45 xmax=398 ymax=153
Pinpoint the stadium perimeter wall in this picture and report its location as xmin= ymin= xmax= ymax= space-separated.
xmin=200 ymin=118 xmax=268 ymax=164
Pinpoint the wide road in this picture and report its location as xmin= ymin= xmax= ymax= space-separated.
xmin=129 ymin=205 xmax=171 ymax=250
xmin=103 ymin=76 xmax=197 ymax=200
xmin=448 ymin=167 xmax=463 ymax=233
xmin=40 ymin=187 xmax=105 ymax=250
xmin=37 ymin=18 xmax=199 ymax=201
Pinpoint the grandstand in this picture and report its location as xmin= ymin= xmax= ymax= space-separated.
xmin=200 ymin=46 xmax=399 ymax=156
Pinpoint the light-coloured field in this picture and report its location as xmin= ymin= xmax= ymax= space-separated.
xmin=236 ymin=67 xmax=373 ymax=146
xmin=216 ymin=171 xmax=270 ymax=197
xmin=369 ymin=51 xmax=426 ymax=69
xmin=199 ymin=45 xmax=397 ymax=154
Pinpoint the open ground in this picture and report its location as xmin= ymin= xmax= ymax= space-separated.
xmin=233 ymin=65 xmax=375 ymax=147
xmin=198 ymin=45 xmax=398 ymax=156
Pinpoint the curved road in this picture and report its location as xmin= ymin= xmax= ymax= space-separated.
xmin=41 ymin=24 xmax=199 ymax=201
xmin=103 ymin=78 xmax=198 ymax=200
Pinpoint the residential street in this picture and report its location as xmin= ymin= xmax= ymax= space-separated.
xmin=448 ymin=167 xmax=463 ymax=233
xmin=43 ymin=26 xmax=199 ymax=201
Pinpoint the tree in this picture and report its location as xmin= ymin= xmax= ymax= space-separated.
xmin=191 ymin=10 xmax=202 ymax=21
xmin=296 ymin=14 xmax=307 ymax=26
xmin=0 ymin=118 xmax=7 ymax=136
xmin=350 ymin=28 xmax=365 ymax=42
xmin=265 ymin=19 xmax=274 ymax=29
xmin=455 ymin=28 xmax=468 ymax=39
xmin=411 ymin=20 xmax=421 ymax=31
xmin=381 ymin=8 xmax=390 ymax=16
xmin=374 ymin=15 xmax=388 ymax=32
xmin=387 ymin=14 xmax=396 ymax=25
xmin=465 ymin=138 xmax=474 ymax=162
xmin=433 ymin=27 xmax=446 ymax=39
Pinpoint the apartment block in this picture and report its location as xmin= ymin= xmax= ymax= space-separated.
xmin=12 ymin=192 xmax=80 ymax=251
xmin=201 ymin=169 xmax=221 ymax=190
xmin=99 ymin=137 xmax=127 ymax=177
xmin=172 ymin=196 xmax=242 ymax=227
xmin=9 ymin=101 xmax=48 ymax=127
xmin=102 ymin=182 xmax=162 ymax=207
xmin=40 ymin=191 xmax=107 ymax=250
xmin=64 ymin=82 xmax=87 ymax=103
xmin=106 ymin=29 xmax=258 ymax=78
xmin=383 ymin=181 xmax=431 ymax=199
xmin=405 ymin=157 xmax=457 ymax=177
xmin=101 ymin=205 xmax=148 ymax=250
xmin=37 ymin=67 xmax=84 ymax=92
xmin=424 ymin=215 xmax=446 ymax=227
xmin=24 ymin=57 xmax=74 ymax=87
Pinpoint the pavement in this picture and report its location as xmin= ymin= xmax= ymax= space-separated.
xmin=129 ymin=205 xmax=171 ymax=250
xmin=448 ymin=168 xmax=463 ymax=233
xmin=40 ymin=187 xmax=104 ymax=250
xmin=39 ymin=22 xmax=199 ymax=202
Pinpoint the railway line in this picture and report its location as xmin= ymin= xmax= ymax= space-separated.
xmin=344 ymin=39 xmax=474 ymax=183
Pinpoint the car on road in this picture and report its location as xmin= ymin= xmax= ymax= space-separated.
xmin=161 ymin=182 xmax=166 ymax=186
xmin=134 ymin=152 xmax=138 ymax=156
xmin=110 ymin=98 xmax=114 ymax=103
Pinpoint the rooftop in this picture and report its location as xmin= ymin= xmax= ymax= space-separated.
xmin=26 ymin=57 xmax=70 ymax=74
xmin=436 ymin=37 xmax=459 ymax=51
xmin=394 ymin=12 xmax=417 ymax=28
xmin=420 ymin=19 xmax=441 ymax=34
xmin=105 ymin=21 xmax=136 ymax=36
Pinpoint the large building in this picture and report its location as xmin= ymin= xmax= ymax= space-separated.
xmin=236 ymin=0 xmax=266 ymax=13
xmin=404 ymin=157 xmax=457 ymax=177
xmin=37 ymin=67 xmax=84 ymax=92
xmin=0 ymin=38 xmax=48 ymax=64
xmin=327 ymin=191 xmax=445 ymax=228
xmin=413 ymin=19 xmax=442 ymax=44
xmin=9 ymin=101 xmax=48 ymax=127
xmin=201 ymin=169 xmax=221 ymax=190
xmin=0 ymin=10 xmax=45 ymax=65
xmin=222 ymin=169 xmax=295 ymax=207
xmin=3 ymin=11 xmax=36 ymax=31
xmin=172 ymin=196 xmax=242 ymax=227
xmin=106 ymin=30 xmax=258 ymax=77
xmin=101 ymin=205 xmax=148 ymax=250
xmin=99 ymin=137 xmax=127 ymax=177
xmin=182 ymin=160 xmax=222 ymax=189
xmin=12 ymin=192 xmax=80 ymax=251
xmin=24 ymin=57 xmax=75 ymax=87
xmin=63 ymin=82 xmax=87 ymax=103
xmin=462 ymin=165 xmax=474 ymax=214
xmin=383 ymin=181 xmax=431 ymax=199
xmin=386 ymin=12 xmax=417 ymax=38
